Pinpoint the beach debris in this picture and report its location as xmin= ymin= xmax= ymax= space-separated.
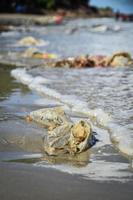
xmin=21 ymin=47 xmax=39 ymax=57
xmin=28 ymin=107 xmax=98 ymax=155
xmin=88 ymin=55 xmax=107 ymax=67
xmin=0 ymin=50 xmax=132 ymax=69
xmin=69 ymin=121 xmax=96 ymax=154
xmin=46 ymin=56 xmax=95 ymax=68
xmin=105 ymin=52 xmax=133 ymax=67
xmin=32 ymin=52 xmax=58 ymax=59
xmin=21 ymin=47 xmax=58 ymax=59
xmin=42 ymin=52 xmax=133 ymax=68
xmin=29 ymin=107 xmax=71 ymax=131
xmin=17 ymin=36 xmax=48 ymax=46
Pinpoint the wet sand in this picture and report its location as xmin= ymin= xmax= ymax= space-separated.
xmin=0 ymin=161 xmax=133 ymax=200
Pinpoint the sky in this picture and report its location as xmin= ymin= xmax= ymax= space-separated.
xmin=90 ymin=0 xmax=133 ymax=13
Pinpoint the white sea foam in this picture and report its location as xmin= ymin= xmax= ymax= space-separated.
xmin=61 ymin=95 xmax=111 ymax=127
xmin=34 ymin=160 xmax=132 ymax=182
xmin=11 ymin=68 xmax=62 ymax=100
xmin=11 ymin=68 xmax=33 ymax=85
xmin=108 ymin=123 xmax=133 ymax=157
xmin=29 ymin=83 xmax=62 ymax=99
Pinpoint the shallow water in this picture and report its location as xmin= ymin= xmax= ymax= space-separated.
xmin=0 ymin=18 xmax=133 ymax=182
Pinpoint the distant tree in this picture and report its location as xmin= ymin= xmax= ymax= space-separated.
xmin=34 ymin=0 xmax=89 ymax=9
xmin=0 ymin=0 xmax=90 ymax=12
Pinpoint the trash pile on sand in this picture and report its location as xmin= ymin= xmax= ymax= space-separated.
xmin=27 ymin=107 xmax=98 ymax=156
xmin=43 ymin=52 xmax=133 ymax=68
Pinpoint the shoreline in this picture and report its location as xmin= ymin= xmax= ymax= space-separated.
xmin=0 ymin=10 xmax=114 ymax=26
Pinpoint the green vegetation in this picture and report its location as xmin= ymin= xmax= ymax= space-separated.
xmin=0 ymin=0 xmax=89 ymax=13
xmin=35 ymin=0 xmax=89 ymax=9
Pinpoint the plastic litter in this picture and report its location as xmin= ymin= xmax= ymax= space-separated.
xmin=28 ymin=107 xmax=98 ymax=155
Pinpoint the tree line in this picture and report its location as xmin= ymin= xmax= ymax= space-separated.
xmin=0 ymin=0 xmax=90 ymax=13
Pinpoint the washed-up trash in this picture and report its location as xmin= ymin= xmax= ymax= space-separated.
xmin=46 ymin=56 xmax=95 ymax=68
xmin=28 ymin=107 xmax=98 ymax=155
xmin=42 ymin=52 xmax=133 ymax=68
xmin=21 ymin=47 xmax=39 ymax=57
xmin=105 ymin=52 xmax=133 ymax=67
xmin=88 ymin=52 xmax=133 ymax=67
xmin=88 ymin=55 xmax=107 ymax=67
xmin=29 ymin=107 xmax=70 ymax=131
xmin=17 ymin=36 xmax=49 ymax=46
xmin=33 ymin=52 xmax=58 ymax=59
xmin=21 ymin=47 xmax=58 ymax=59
